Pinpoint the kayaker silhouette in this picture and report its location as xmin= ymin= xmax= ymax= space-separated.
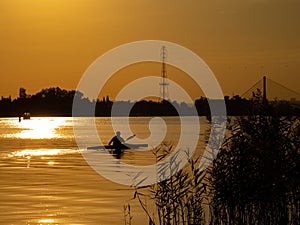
xmin=108 ymin=131 xmax=125 ymax=156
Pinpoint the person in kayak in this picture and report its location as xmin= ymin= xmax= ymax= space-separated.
xmin=108 ymin=131 xmax=124 ymax=155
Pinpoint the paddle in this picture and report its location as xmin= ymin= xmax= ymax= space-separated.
xmin=87 ymin=134 xmax=138 ymax=150
xmin=124 ymin=134 xmax=136 ymax=142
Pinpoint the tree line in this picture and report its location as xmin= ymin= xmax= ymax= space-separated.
xmin=0 ymin=87 xmax=299 ymax=117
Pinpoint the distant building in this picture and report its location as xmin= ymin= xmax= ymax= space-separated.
xmin=1 ymin=96 xmax=11 ymax=103
xmin=19 ymin=87 xmax=27 ymax=99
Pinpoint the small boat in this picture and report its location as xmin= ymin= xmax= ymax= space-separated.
xmin=23 ymin=112 xmax=31 ymax=120
xmin=87 ymin=143 xmax=148 ymax=150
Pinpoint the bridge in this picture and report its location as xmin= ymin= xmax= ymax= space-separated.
xmin=241 ymin=76 xmax=300 ymax=107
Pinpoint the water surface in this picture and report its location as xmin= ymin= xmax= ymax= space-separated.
xmin=0 ymin=117 xmax=209 ymax=225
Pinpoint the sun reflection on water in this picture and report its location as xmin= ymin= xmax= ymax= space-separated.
xmin=47 ymin=161 xmax=56 ymax=165
xmin=7 ymin=148 xmax=79 ymax=168
xmin=14 ymin=118 xmax=67 ymax=139
xmin=26 ymin=219 xmax=58 ymax=225
xmin=9 ymin=149 xmax=77 ymax=157
xmin=37 ymin=219 xmax=57 ymax=225
xmin=9 ymin=147 xmax=77 ymax=158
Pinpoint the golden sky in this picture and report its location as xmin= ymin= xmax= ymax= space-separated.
xmin=1 ymin=0 xmax=299 ymax=100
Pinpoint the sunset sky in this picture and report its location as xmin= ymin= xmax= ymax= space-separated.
xmin=1 ymin=0 xmax=299 ymax=101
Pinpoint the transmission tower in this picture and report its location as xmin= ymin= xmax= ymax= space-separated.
xmin=159 ymin=46 xmax=169 ymax=101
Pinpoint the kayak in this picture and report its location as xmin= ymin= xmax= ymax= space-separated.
xmin=87 ymin=143 xmax=148 ymax=150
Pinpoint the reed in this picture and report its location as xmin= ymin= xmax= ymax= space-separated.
xmin=127 ymin=97 xmax=299 ymax=224
xmin=132 ymin=143 xmax=207 ymax=225
xmin=123 ymin=203 xmax=132 ymax=225
xmin=208 ymin=99 xmax=300 ymax=225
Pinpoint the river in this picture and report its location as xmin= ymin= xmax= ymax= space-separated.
xmin=0 ymin=117 xmax=210 ymax=225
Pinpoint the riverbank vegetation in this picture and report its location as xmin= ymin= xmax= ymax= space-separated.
xmin=126 ymin=99 xmax=300 ymax=225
